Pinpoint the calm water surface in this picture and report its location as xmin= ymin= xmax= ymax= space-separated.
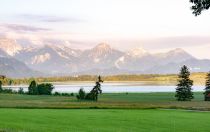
xmin=3 ymin=82 xmax=204 ymax=93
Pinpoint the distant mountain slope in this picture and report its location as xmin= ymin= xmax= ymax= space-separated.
xmin=0 ymin=57 xmax=41 ymax=78
xmin=146 ymin=59 xmax=210 ymax=74
xmin=0 ymin=37 xmax=210 ymax=76
xmin=15 ymin=44 xmax=80 ymax=74
xmin=154 ymin=48 xmax=195 ymax=65
xmin=79 ymin=43 xmax=124 ymax=71
xmin=115 ymin=48 xmax=157 ymax=71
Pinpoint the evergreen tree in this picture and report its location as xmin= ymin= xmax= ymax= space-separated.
xmin=85 ymin=76 xmax=103 ymax=101
xmin=204 ymin=72 xmax=210 ymax=101
xmin=175 ymin=65 xmax=194 ymax=101
xmin=0 ymin=80 xmax=2 ymax=92
xmin=28 ymin=80 xmax=38 ymax=95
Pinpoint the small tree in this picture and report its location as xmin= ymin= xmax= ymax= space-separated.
xmin=86 ymin=76 xmax=103 ymax=101
xmin=76 ymin=88 xmax=86 ymax=100
xmin=204 ymin=72 xmax=210 ymax=101
xmin=28 ymin=80 xmax=38 ymax=95
xmin=175 ymin=65 xmax=194 ymax=101
xmin=0 ymin=80 xmax=2 ymax=92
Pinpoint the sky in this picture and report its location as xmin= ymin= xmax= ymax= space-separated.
xmin=0 ymin=0 xmax=210 ymax=59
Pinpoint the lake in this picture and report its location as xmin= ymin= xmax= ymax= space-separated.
xmin=2 ymin=82 xmax=205 ymax=93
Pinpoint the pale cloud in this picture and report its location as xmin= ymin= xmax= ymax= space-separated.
xmin=18 ymin=14 xmax=85 ymax=23
xmin=0 ymin=0 xmax=210 ymax=59
xmin=0 ymin=24 xmax=51 ymax=32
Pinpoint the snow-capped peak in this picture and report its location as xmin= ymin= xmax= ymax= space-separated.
xmin=94 ymin=43 xmax=111 ymax=50
xmin=127 ymin=48 xmax=149 ymax=57
xmin=0 ymin=38 xmax=22 ymax=56
xmin=168 ymin=48 xmax=186 ymax=54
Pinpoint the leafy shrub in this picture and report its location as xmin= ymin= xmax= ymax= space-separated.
xmin=37 ymin=83 xmax=54 ymax=95
xmin=54 ymin=92 xmax=61 ymax=96
xmin=2 ymin=89 xmax=13 ymax=94
xmin=70 ymin=93 xmax=74 ymax=96
xmin=76 ymin=88 xmax=86 ymax=100
xmin=18 ymin=88 xmax=25 ymax=94
xmin=53 ymin=92 xmax=74 ymax=97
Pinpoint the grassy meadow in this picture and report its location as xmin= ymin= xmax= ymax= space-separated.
xmin=0 ymin=92 xmax=209 ymax=110
xmin=0 ymin=92 xmax=210 ymax=131
xmin=0 ymin=109 xmax=210 ymax=132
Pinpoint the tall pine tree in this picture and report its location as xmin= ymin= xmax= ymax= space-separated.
xmin=0 ymin=80 xmax=2 ymax=92
xmin=204 ymin=72 xmax=210 ymax=101
xmin=175 ymin=65 xmax=194 ymax=101
xmin=28 ymin=80 xmax=38 ymax=95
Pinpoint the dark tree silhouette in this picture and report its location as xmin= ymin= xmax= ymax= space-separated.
xmin=28 ymin=80 xmax=38 ymax=95
xmin=76 ymin=88 xmax=86 ymax=100
xmin=204 ymin=72 xmax=210 ymax=101
xmin=85 ymin=76 xmax=103 ymax=101
xmin=190 ymin=0 xmax=210 ymax=16
xmin=37 ymin=83 xmax=54 ymax=95
xmin=175 ymin=65 xmax=194 ymax=101
xmin=0 ymin=80 xmax=2 ymax=92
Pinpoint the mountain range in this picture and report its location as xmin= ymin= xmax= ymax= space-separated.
xmin=0 ymin=38 xmax=210 ymax=78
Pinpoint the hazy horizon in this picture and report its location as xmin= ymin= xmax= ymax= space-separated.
xmin=0 ymin=0 xmax=210 ymax=59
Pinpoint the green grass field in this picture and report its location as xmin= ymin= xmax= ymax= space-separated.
xmin=0 ymin=92 xmax=209 ymax=110
xmin=0 ymin=109 xmax=210 ymax=132
xmin=0 ymin=92 xmax=210 ymax=132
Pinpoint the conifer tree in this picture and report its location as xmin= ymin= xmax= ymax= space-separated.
xmin=85 ymin=76 xmax=103 ymax=101
xmin=28 ymin=80 xmax=38 ymax=95
xmin=204 ymin=72 xmax=210 ymax=101
xmin=0 ymin=80 xmax=2 ymax=92
xmin=175 ymin=65 xmax=194 ymax=101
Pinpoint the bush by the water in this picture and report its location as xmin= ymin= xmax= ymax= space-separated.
xmin=37 ymin=83 xmax=54 ymax=95
xmin=28 ymin=81 xmax=54 ymax=95
xmin=76 ymin=88 xmax=86 ymax=100
xmin=53 ymin=92 xmax=74 ymax=97
xmin=18 ymin=88 xmax=25 ymax=94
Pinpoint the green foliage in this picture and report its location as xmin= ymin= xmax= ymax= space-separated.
xmin=28 ymin=80 xmax=38 ymax=95
xmin=190 ymin=0 xmax=210 ymax=16
xmin=18 ymin=88 xmax=25 ymax=94
xmin=53 ymin=92 xmax=74 ymax=97
xmin=28 ymin=80 xmax=54 ymax=95
xmin=76 ymin=88 xmax=86 ymax=100
xmin=0 ymin=80 xmax=17 ymax=94
xmin=175 ymin=65 xmax=194 ymax=101
xmin=37 ymin=83 xmax=54 ymax=95
xmin=1 ymin=89 xmax=14 ymax=94
xmin=204 ymin=72 xmax=210 ymax=101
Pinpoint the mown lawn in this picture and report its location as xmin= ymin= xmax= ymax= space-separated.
xmin=0 ymin=92 xmax=209 ymax=110
xmin=0 ymin=109 xmax=210 ymax=132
